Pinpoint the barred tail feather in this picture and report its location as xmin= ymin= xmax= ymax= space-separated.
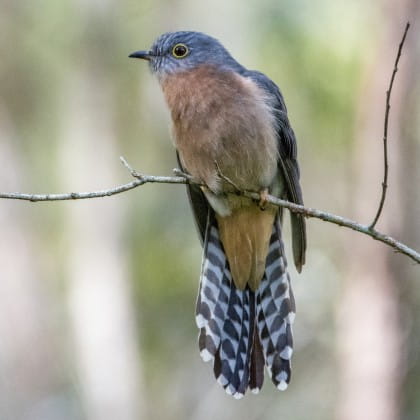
xmin=249 ymin=330 xmax=265 ymax=393
xmin=196 ymin=215 xmax=295 ymax=397
xmin=196 ymin=215 xmax=252 ymax=398
xmin=237 ymin=292 xmax=256 ymax=395
xmin=195 ymin=215 xmax=230 ymax=361
xmin=220 ymin=286 xmax=254 ymax=398
xmin=256 ymin=220 xmax=295 ymax=390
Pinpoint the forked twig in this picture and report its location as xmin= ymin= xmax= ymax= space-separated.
xmin=214 ymin=160 xmax=241 ymax=193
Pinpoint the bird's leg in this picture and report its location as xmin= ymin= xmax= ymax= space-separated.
xmin=259 ymin=188 xmax=269 ymax=210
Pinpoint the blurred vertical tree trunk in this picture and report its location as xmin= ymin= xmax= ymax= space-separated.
xmin=59 ymin=75 xmax=145 ymax=420
xmin=57 ymin=4 xmax=145 ymax=419
xmin=0 ymin=109 xmax=64 ymax=419
xmin=336 ymin=3 xmax=416 ymax=420
xmin=59 ymin=72 xmax=144 ymax=420
xmin=392 ymin=0 xmax=420 ymax=416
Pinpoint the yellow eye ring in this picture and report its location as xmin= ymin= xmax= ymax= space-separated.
xmin=172 ymin=43 xmax=189 ymax=58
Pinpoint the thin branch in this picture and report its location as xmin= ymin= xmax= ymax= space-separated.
xmin=120 ymin=156 xmax=143 ymax=178
xmin=370 ymin=22 xmax=410 ymax=229
xmin=0 ymin=175 xmax=186 ymax=202
xmin=214 ymin=160 xmax=241 ymax=192
xmin=172 ymin=167 xmax=204 ymax=185
xmin=0 ymin=166 xmax=419 ymax=264
xmin=245 ymin=192 xmax=420 ymax=265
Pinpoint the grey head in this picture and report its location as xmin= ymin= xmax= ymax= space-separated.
xmin=129 ymin=31 xmax=244 ymax=78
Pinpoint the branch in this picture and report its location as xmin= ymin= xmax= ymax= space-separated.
xmin=0 ymin=159 xmax=419 ymax=264
xmin=369 ymin=22 xmax=410 ymax=229
xmin=0 ymin=177 xmax=187 ymax=202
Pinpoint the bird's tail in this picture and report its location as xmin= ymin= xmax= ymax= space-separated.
xmin=196 ymin=214 xmax=295 ymax=398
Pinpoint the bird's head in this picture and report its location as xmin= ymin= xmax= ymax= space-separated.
xmin=129 ymin=31 xmax=242 ymax=79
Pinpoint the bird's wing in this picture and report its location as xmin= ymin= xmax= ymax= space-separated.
xmin=176 ymin=152 xmax=211 ymax=245
xmin=247 ymin=71 xmax=307 ymax=272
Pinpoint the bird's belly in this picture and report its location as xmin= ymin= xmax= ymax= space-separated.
xmin=176 ymin=131 xmax=280 ymax=218
xmin=216 ymin=141 xmax=278 ymax=192
xmin=176 ymin=132 xmax=278 ymax=194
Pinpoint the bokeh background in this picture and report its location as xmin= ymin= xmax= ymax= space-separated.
xmin=0 ymin=1 xmax=419 ymax=419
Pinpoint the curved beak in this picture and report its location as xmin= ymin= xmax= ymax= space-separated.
xmin=129 ymin=50 xmax=151 ymax=61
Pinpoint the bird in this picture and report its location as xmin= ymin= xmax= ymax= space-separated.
xmin=129 ymin=31 xmax=306 ymax=398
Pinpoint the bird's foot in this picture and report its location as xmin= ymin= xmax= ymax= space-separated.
xmin=259 ymin=188 xmax=269 ymax=210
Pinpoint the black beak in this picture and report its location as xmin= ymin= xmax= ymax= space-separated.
xmin=129 ymin=50 xmax=151 ymax=60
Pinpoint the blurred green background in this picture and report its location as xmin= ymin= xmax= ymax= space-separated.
xmin=0 ymin=1 xmax=419 ymax=420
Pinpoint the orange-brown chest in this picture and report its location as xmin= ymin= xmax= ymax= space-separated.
xmin=160 ymin=66 xmax=278 ymax=192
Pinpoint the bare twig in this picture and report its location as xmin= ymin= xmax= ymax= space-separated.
xmin=370 ymin=22 xmax=410 ymax=229
xmin=120 ymin=156 xmax=143 ymax=179
xmin=0 ymin=165 xmax=419 ymax=264
xmin=0 ymin=175 xmax=186 ymax=202
xmin=172 ymin=167 xmax=204 ymax=185
xmin=214 ymin=160 xmax=241 ymax=192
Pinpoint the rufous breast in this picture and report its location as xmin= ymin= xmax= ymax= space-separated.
xmin=160 ymin=65 xmax=279 ymax=193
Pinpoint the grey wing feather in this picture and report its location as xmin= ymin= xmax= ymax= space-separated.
xmin=176 ymin=152 xmax=211 ymax=245
xmin=246 ymin=71 xmax=307 ymax=272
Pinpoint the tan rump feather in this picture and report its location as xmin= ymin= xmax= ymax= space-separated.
xmin=216 ymin=205 xmax=276 ymax=291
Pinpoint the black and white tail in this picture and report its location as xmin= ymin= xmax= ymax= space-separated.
xmin=196 ymin=215 xmax=295 ymax=398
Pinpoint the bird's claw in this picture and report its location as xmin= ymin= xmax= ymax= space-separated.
xmin=259 ymin=188 xmax=269 ymax=210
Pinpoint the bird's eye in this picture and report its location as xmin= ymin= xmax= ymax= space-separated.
xmin=172 ymin=43 xmax=189 ymax=58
